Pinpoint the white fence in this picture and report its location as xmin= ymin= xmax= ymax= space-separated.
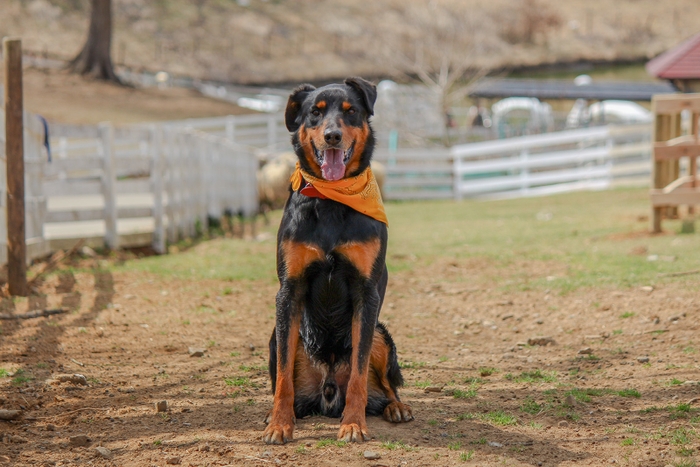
xmin=375 ymin=124 xmax=652 ymax=200
xmin=0 ymin=115 xmax=259 ymax=263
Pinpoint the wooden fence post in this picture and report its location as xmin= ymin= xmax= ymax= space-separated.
xmin=4 ymin=37 xmax=27 ymax=296
xmin=99 ymin=122 xmax=118 ymax=250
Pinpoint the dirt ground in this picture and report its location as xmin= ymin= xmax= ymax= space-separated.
xmin=0 ymin=244 xmax=699 ymax=467
xmin=0 ymin=67 xmax=251 ymax=125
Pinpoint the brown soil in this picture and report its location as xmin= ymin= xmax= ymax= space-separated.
xmin=0 ymin=67 xmax=252 ymax=125
xmin=1 ymin=249 xmax=699 ymax=466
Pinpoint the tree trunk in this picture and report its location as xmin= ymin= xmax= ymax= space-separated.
xmin=69 ymin=0 xmax=120 ymax=83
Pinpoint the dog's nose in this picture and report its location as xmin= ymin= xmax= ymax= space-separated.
xmin=324 ymin=129 xmax=342 ymax=145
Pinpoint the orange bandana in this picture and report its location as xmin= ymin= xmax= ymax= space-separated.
xmin=290 ymin=163 xmax=388 ymax=226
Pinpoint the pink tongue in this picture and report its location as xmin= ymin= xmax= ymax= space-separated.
xmin=321 ymin=149 xmax=345 ymax=181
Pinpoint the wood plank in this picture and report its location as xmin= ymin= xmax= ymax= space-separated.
xmin=100 ymin=123 xmax=118 ymax=250
xmin=4 ymin=38 xmax=27 ymax=296
xmin=652 ymin=93 xmax=700 ymax=115
xmin=43 ymin=179 xmax=102 ymax=196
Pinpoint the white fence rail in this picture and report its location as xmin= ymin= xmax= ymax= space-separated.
xmin=1 ymin=115 xmax=258 ymax=263
xmin=376 ymin=124 xmax=652 ymax=201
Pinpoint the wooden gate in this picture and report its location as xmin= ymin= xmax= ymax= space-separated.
xmin=650 ymin=94 xmax=700 ymax=232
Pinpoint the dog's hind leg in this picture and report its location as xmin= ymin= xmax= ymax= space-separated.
xmin=368 ymin=323 xmax=413 ymax=423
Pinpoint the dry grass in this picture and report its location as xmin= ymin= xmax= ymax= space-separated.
xmin=1 ymin=0 xmax=699 ymax=84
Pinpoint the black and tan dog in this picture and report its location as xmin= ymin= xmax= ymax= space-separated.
xmin=263 ymin=78 xmax=413 ymax=445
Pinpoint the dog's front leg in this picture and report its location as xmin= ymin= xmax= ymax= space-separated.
xmin=338 ymin=284 xmax=380 ymax=442
xmin=263 ymin=284 xmax=300 ymax=445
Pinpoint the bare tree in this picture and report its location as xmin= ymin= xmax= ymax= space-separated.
xmin=69 ymin=0 xmax=120 ymax=83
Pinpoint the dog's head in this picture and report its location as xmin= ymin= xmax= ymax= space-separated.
xmin=285 ymin=77 xmax=377 ymax=181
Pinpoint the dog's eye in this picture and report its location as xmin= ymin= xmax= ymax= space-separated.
xmin=311 ymin=109 xmax=321 ymax=117
xmin=347 ymin=108 xmax=356 ymax=115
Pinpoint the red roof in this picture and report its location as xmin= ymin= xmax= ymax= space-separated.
xmin=646 ymin=32 xmax=700 ymax=79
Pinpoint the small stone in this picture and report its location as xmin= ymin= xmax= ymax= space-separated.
xmin=488 ymin=441 xmax=504 ymax=448
xmin=640 ymin=286 xmax=654 ymax=293
xmin=188 ymin=348 xmax=205 ymax=358
xmin=166 ymin=456 xmax=181 ymax=465
xmin=578 ymin=348 xmax=593 ymax=355
xmin=69 ymin=435 xmax=91 ymax=447
xmin=248 ymin=344 xmax=255 ymax=351
xmin=156 ymin=401 xmax=168 ymax=413
xmin=564 ymin=395 xmax=577 ymax=407
xmin=94 ymin=447 xmax=112 ymax=459
xmin=363 ymin=450 xmax=381 ymax=460
xmin=46 ymin=424 xmax=56 ymax=431
xmin=528 ymin=337 xmax=555 ymax=346
xmin=80 ymin=246 xmax=97 ymax=257
xmin=558 ymin=420 xmax=569 ymax=427
xmin=424 ymin=386 xmax=443 ymax=393
xmin=96 ymin=328 xmax=105 ymax=337
xmin=637 ymin=356 xmax=650 ymax=363
xmin=10 ymin=435 xmax=28 ymax=444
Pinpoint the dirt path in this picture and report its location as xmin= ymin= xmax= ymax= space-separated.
xmin=1 ymin=253 xmax=699 ymax=466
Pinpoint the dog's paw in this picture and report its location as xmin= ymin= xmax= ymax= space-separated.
xmin=383 ymin=401 xmax=414 ymax=423
xmin=337 ymin=423 xmax=368 ymax=443
xmin=264 ymin=410 xmax=272 ymax=424
xmin=263 ymin=422 xmax=294 ymax=445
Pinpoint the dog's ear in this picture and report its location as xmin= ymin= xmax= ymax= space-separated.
xmin=285 ymin=84 xmax=316 ymax=132
xmin=344 ymin=77 xmax=377 ymax=116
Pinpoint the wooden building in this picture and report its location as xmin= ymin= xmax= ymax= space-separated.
xmin=646 ymin=32 xmax=700 ymax=93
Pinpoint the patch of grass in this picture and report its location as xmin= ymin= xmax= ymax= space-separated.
xmin=669 ymin=403 xmax=694 ymax=419
xmin=316 ymin=438 xmax=347 ymax=448
xmin=620 ymin=311 xmax=635 ymax=319
xmin=153 ymin=440 xmax=162 ymax=446
xmin=668 ymin=378 xmax=684 ymax=386
xmin=641 ymin=406 xmax=661 ymax=413
xmin=671 ymin=427 xmax=693 ymax=445
xmin=295 ymin=446 xmax=307 ymax=454
xmin=239 ymin=364 xmax=268 ymax=372
xmin=479 ymin=367 xmax=497 ymax=377
xmin=613 ymin=329 xmax=623 ymax=335
xmin=448 ymin=441 xmax=462 ymax=450
xmin=678 ymin=447 xmax=695 ymax=457
xmin=520 ymin=398 xmax=543 ymax=415
xmin=617 ymin=388 xmax=641 ymax=398
xmin=453 ymin=386 xmax=478 ymax=399
xmin=480 ymin=410 xmax=517 ymax=426
xmin=673 ymin=460 xmax=697 ymax=467
xmin=0 ymin=368 xmax=9 ymax=377
xmin=620 ymin=438 xmax=635 ymax=446
xmin=11 ymin=369 xmax=31 ymax=386
xmin=505 ymin=369 xmax=557 ymax=384
xmin=457 ymin=413 xmax=475 ymax=421
xmin=427 ymin=419 xmax=438 ymax=426
xmin=529 ymin=421 xmax=543 ymax=429
xmin=229 ymin=352 xmax=240 ymax=357
xmin=464 ymin=376 xmax=485 ymax=384
xmin=399 ymin=361 xmax=427 ymax=369
xmin=565 ymin=387 xmax=609 ymax=403
xmin=414 ymin=380 xmax=432 ymax=389
xmin=439 ymin=356 xmax=448 ymax=363
xmin=223 ymin=376 xmax=251 ymax=387
xmin=380 ymin=440 xmax=414 ymax=451
xmin=459 ymin=450 xmax=474 ymax=461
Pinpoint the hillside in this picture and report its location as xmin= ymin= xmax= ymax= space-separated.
xmin=2 ymin=0 xmax=700 ymax=85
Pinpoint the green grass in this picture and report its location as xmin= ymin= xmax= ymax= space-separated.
xmin=223 ymin=376 xmax=251 ymax=387
xmin=11 ymin=369 xmax=32 ymax=386
xmin=399 ymin=361 xmax=427 ymax=369
xmin=480 ymin=410 xmax=517 ymax=426
xmin=619 ymin=311 xmax=635 ymax=319
xmin=448 ymin=441 xmax=462 ymax=450
xmin=414 ymin=380 xmax=432 ymax=388
xmin=316 ymin=438 xmax=347 ymax=448
xmin=620 ymin=438 xmax=635 ymax=446
xmin=505 ymin=369 xmax=557 ymax=384
xmin=669 ymin=403 xmax=694 ymax=419
xmin=617 ymin=388 xmax=641 ymax=398
xmin=109 ymin=189 xmax=700 ymax=292
xmin=668 ymin=378 xmax=684 ymax=386
xmin=0 ymin=368 xmax=9 ymax=377
xmin=479 ymin=367 xmax=497 ymax=377
xmin=459 ymin=450 xmax=474 ymax=461
xmin=520 ymin=398 xmax=543 ymax=415
xmin=565 ymin=387 xmax=609 ymax=403
xmin=380 ymin=440 xmax=414 ymax=451
xmin=383 ymin=189 xmax=700 ymax=291
xmin=453 ymin=384 xmax=478 ymax=399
